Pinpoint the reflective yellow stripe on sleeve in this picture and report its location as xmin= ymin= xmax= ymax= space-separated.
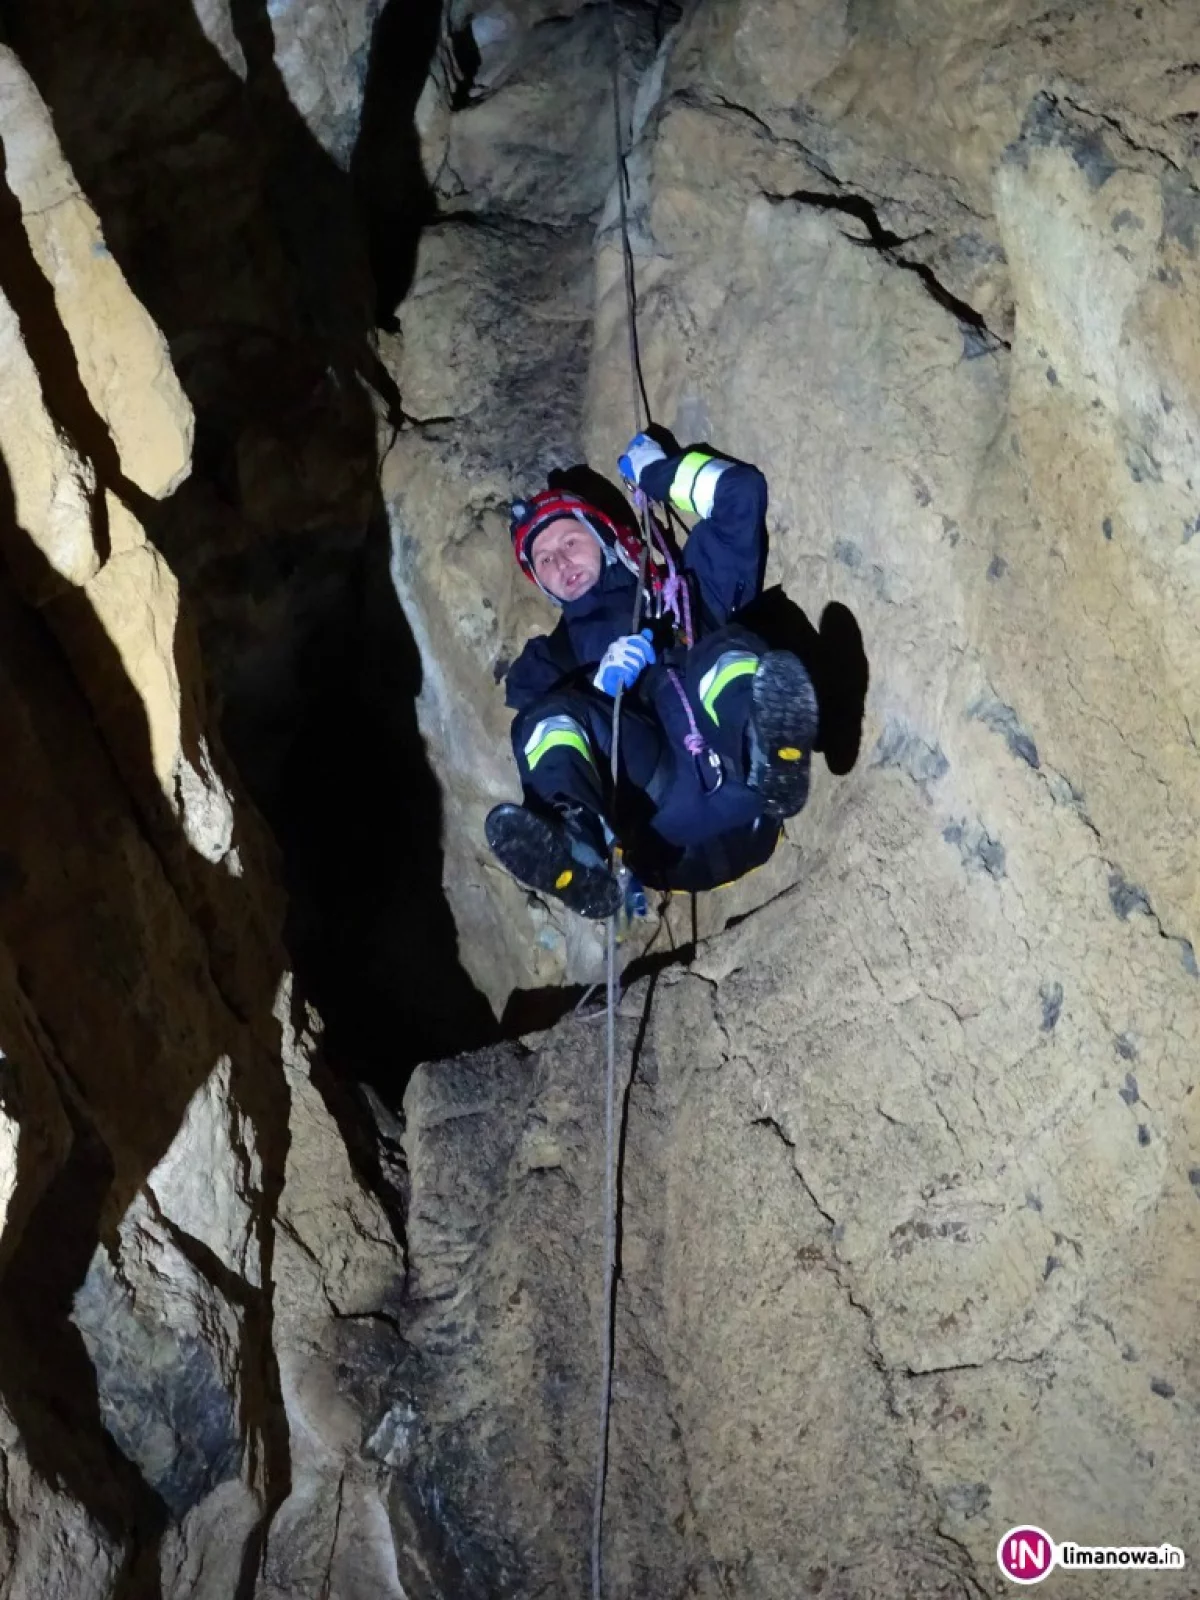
xmin=669 ymin=451 xmax=715 ymax=516
xmin=669 ymin=451 xmax=730 ymax=518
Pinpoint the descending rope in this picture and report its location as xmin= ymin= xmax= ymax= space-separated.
xmin=607 ymin=0 xmax=650 ymax=435
xmin=592 ymin=5 xmax=652 ymax=1597
xmin=591 ymin=904 xmax=619 ymax=1600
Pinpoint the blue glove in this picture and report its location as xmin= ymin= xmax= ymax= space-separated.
xmin=592 ymin=629 xmax=656 ymax=695
xmin=617 ymin=432 xmax=666 ymax=487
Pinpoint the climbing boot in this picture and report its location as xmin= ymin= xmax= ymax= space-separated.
xmin=485 ymin=802 xmax=623 ymax=920
xmin=747 ymin=651 xmax=820 ymax=818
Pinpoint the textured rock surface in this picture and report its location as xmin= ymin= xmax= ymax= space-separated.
xmin=0 ymin=1399 xmax=120 ymax=1600
xmin=389 ymin=0 xmax=1200 ymax=1595
xmin=401 ymin=907 xmax=1198 ymax=1596
xmin=2 ymin=0 xmax=495 ymax=1072
xmin=1 ymin=0 xmax=1199 ymax=1596
xmin=0 ymin=37 xmax=410 ymax=1600
xmin=381 ymin=0 xmax=668 ymax=1009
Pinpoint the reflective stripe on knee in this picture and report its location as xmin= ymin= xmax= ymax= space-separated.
xmin=698 ymin=651 xmax=758 ymax=725
xmin=669 ymin=451 xmax=730 ymax=518
xmin=522 ymin=714 xmax=595 ymax=771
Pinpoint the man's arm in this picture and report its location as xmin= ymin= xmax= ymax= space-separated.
xmin=504 ymin=630 xmax=573 ymax=711
xmin=637 ymin=447 xmax=769 ymax=624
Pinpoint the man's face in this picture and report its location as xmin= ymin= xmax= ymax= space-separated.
xmin=530 ymin=517 xmax=603 ymax=602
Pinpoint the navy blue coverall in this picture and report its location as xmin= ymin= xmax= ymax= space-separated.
xmin=504 ymin=451 xmax=783 ymax=892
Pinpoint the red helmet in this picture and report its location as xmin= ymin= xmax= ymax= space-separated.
xmin=509 ymin=489 xmax=660 ymax=602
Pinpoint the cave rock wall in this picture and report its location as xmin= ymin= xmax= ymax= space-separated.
xmin=392 ymin=1 xmax=1200 ymax=1594
xmin=0 ymin=35 xmax=412 ymax=1600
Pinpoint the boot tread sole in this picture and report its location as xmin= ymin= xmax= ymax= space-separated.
xmin=486 ymin=804 xmax=622 ymax=920
xmin=750 ymin=653 xmax=820 ymax=817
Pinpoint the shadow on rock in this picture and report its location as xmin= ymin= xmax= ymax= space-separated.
xmin=3 ymin=0 xmax=496 ymax=1094
xmin=351 ymin=0 xmax=442 ymax=330
xmin=741 ymin=586 xmax=869 ymax=776
xmin=0 ymin=0 xmax=490 ymax=1586
xmin=0 ymin=451 xmax=282 ymax=1591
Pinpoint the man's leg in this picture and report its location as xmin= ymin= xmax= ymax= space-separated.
xmin=683 ymin=625 xmax=819 ymax=817
xmin=486 ymin=689 xmax=665 ymax=918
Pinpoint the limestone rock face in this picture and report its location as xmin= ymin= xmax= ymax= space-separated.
xmin=381 ymin=0 xmax=666 ymax=1009
xmin=2 ymin=0 xmax=1200 ymax=1595
xmin=3 ymin=0 xmax=497 ymax=1072
xmin=389 ymin=0 xmax=1200 ymax=1594
xmin=0 ymin=1400 xmax=121 ymax=1600
xmin=0 ymin=40 xmax=410 ymax=1600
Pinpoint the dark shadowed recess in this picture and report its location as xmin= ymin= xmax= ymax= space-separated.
xmin=351 ymin=0 xmax=441 ymax=329
xmin=0 ymin=434 xmax=292 ymax=1595
xmin=0 ymin=0 xmax=497 ymax=1096
xmin=740 ymin=587 xmax=870 ymax=778
xmin=0 ymin=1 xmax=503 ymax=1584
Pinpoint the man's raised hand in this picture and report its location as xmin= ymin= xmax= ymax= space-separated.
xmin=617 ymin=432 xmax=666 ymax=488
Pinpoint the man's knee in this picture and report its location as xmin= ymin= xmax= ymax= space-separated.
xmin=514 ymin=707 xmax=599 ymax=777
xmin=687 ymin=626 xmax=766 ymax=730
xmin=692 ymin=621 xmax=767 ymax=659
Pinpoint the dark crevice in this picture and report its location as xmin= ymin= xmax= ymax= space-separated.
xmin=319 ymin=1472 xmax=347 ymax=1600
xmin=769 ymin=188 xmax=1011 ymax=352
xmin=1056 ymin=92 xmax=1185 ymax=176
xmin=902 ymin=1351 xmax=1047 ymax=1378
xmin=499 ymin=937 xmax=694 ymax=1037
xmin=448 ymin=22 xmax=482 ymax=112
xmin=351 ymin=0 xmax=443 ymax=330
xmin=262 ymin=508 xmax=498 ymax=1089
xmin=751 ymin=1112 xmax=794 ymax=1148
xmin=425 ymin=207 xmax=588 ymax=237
xmin=306 ymin=1027 xmax=410 ymax=1256
xmin=329 ymin=1306 xmax=406 ymax=1339
xmin=683 ymin=87 xmax=778 ymax=141
xmin=0 ymin=0 xmax=494 ymax=1582
xmin=751 ymin=1113 xmax=837 ymax=1227
xmin=4 ymin=0 xmax=499 ymax=1098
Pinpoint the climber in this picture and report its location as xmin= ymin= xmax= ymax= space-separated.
xmin=485 ymin=433 xmax=820 ymax=918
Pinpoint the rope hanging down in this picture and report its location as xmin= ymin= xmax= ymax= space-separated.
xmin=591 ymin=4 xmax=653 ymax=1596
xmin=607 ymin=0 xmax=651 ymax=436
